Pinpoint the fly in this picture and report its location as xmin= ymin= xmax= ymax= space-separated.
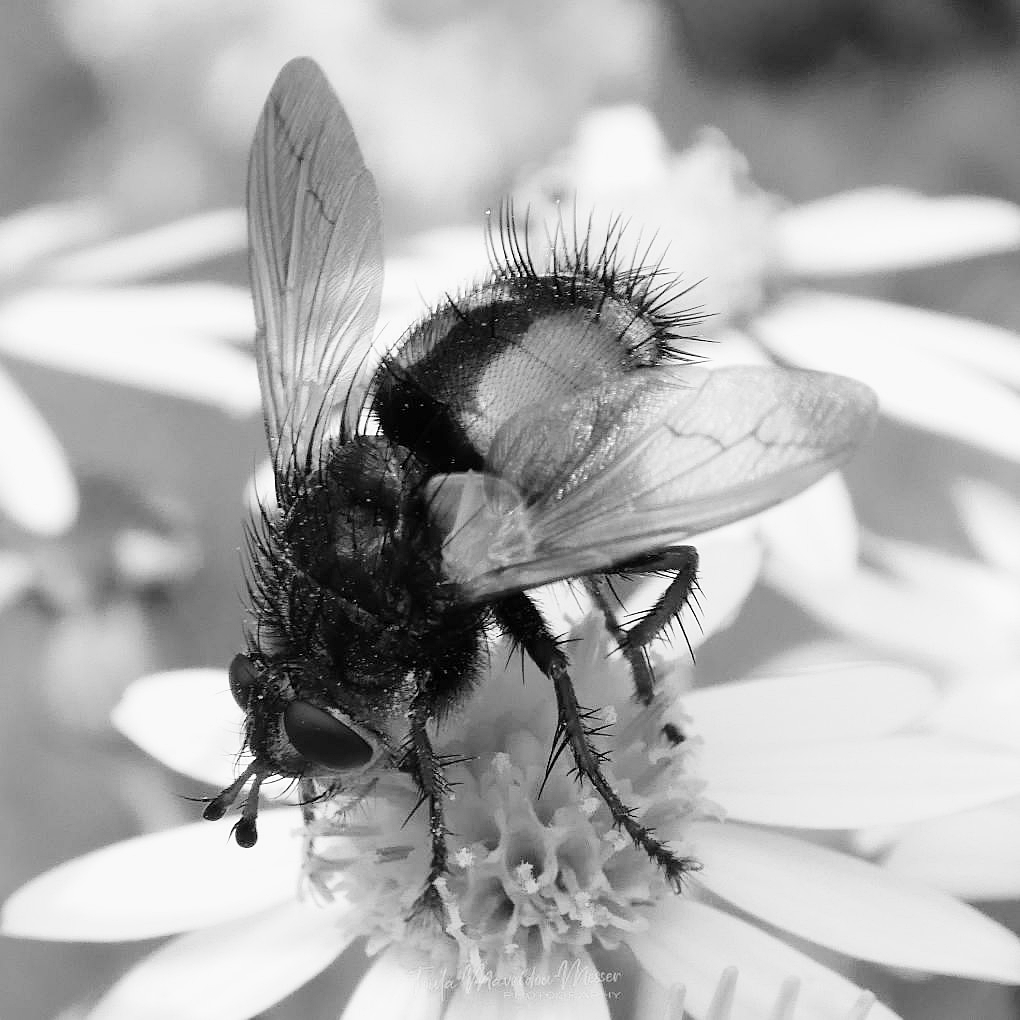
xmin=205 ymin=58 xmax=878 ymax=916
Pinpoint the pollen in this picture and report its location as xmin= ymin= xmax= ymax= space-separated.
xmin=299 ymin=638 xmax=711 ymax=982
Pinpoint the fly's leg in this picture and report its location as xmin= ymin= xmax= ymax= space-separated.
xmin=586 ymin=545 xmax=700 ymax=708
xmin=617 ymin=545 xmax=701 ymax=667
xmin=405 ymin=688 xmax=450 ymax=919
xmin=585 ymin=576 xmax=656 ymax=704
xmin=299 ymin=777 xmax=317 ymax=826
xmin=496 ymin=592 xmax=697 ymax=890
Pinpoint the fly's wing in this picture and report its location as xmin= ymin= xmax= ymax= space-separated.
xmin=425 ymin=365 xmax=877 ymax=601
xmin=248 ymin=58 xmax=383 ymax=469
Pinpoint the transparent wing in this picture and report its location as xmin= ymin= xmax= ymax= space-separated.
xmin=427 ymin=366 xmax=877 ymax=601
xmin=248 ymin=58 xmax=383 ymax=466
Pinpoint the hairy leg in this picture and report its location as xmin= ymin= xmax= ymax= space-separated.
xmin=405 ymin=686 xmax=450 ymax=918
xmin=586 ymin=545 xmax=700 ymax=705
xmin=495 ymin=591 xmax=696 ymax=889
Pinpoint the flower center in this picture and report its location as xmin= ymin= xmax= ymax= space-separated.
xmin=301 ymin=656 xmax=712 ymax=986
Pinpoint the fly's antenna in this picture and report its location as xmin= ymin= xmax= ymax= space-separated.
xmin=202 ymin=761 xmax=271 ymax=847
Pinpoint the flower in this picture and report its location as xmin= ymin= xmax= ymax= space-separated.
xmin=0 ymin=203 xmax=253 ymax=735
xmin=746 ymin=182 xmax=1020 ymax=913
xmin=507 ymin=103 xmax=1020 ymax=466
xmin=0 ymin=203 xmax=257 ymax=423
xmin=53 ymin=0 xmax=668 ymax=227
xmin=0 ymin=200 xmax=255 ymax=577
xmin=843 ymin=480 xmax=1020 ymax=904
xmin=8 ymin=93 xmax=1018 ymax=1020
xmin=501 ymin=105 xmax=1020 ymax=726
xmin=6 ymin=597 xmax=1020 ymax=1020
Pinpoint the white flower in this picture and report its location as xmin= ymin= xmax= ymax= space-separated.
xmin=504 ymin=107 xmax=1020 ymax=695
xmin=0 ymin=201 xmax=256 ymax=544
xmin=0 ymin=200 xmax=255 ymax=731
xmin=9 ymin=92 xmax=1015 ymax=1020
xmin=744 ymin=160 xmax=1020 ymax=661
xmin=6 ymin=606 xmax=1020 ymax=1020
xmin=0 ymin=204 xmax=257 ymax=420
xmin=503 ymin=102 xmax=1020 ymax=466
xmin=846 ymin=481 xmax=1020 ymax=903
xmin=54 ymin=0 xmax=668 ymax=226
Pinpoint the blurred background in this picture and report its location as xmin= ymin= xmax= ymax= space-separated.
xmin=1 ymin=1 xmax=1019 ymax=1018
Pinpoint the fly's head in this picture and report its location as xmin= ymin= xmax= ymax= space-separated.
xmin=203 ymin=646 xmax=395 ymax=847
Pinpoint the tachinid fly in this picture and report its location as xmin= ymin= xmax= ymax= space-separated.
xmin=207 ymin=57 xmax=878 ymax=910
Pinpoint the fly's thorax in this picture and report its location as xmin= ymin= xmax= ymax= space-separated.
xmin=273 ymin=435 xmax=444 ymax=619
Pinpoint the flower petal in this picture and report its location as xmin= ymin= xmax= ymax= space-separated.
xmin=699 ymin=735 xmax=1020 ymax=829
xmin=846 ymin=298 xmax=1020 ymax=390
xmin=768 ymin=546 xmax=1020 ymax=671
xmin=635 ymin=971 xmax=879 ymax=1020
xmin=701 ymin=328 xmax=772 ymax=367
xmin=931 ymin=674 xmax=1020 ymax=752
xmin=12 ymin=284 xmax=254 ymax=344
xmin=952 ymin=476 xmax=1020 ymax=576
xmin=753 ymin=292 xmax=1020 ymax=461
xmin=684 ymin=662 xmax=935 ymax=750
xmin=443 ymin=949 xmax=611 ymax=1020
xmin=0 ymin=202 xmax=109 ymax=274
xmin=46 ymin=208 xmax=247 ymax=284
xmin=692 ymin=821 xmax=1020 ymax=982
xmin=628 ymin=898 xmax=900 ymax=1020
xmin=0 ymin=360 xmax=78 ymax=535
xmin=756 ymin=473 xmax=860 ymax=584
xmin=864 ymin=534 xmax=1020 ymax=617
xmin=774 ymin=189 xmax=1020 ymax=276
xmin=340 ymin=949 xmax=443 ymax=1020
xmin=0 ymin=288 xmax=260 ymax=416
xmin=874 ymin=801 xmax=1020 ymax=901
xmin=112 ymin=669 xmax=245 ymax=789
xmin=1 ymin=809 xmax=304 ymax=941
xmin=89 ymin=898 xmax=352 ymax=1020
xmin=529 ymin=104 xmax=670 ymax=196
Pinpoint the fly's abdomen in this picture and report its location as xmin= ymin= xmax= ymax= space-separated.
xmin=371 ymin=271 xmax=680 ymax=473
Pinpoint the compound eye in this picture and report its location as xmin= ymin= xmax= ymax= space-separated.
xmin=228 ymin=654 xmax=260 ymax=709
xmin=283 ymin=701 xmax=375 ymax=770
